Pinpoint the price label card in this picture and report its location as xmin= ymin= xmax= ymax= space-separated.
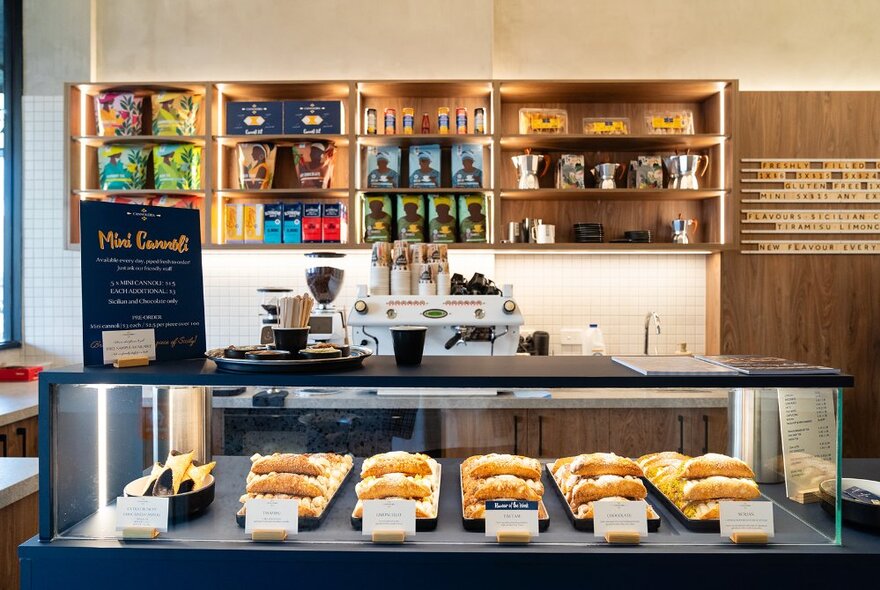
xmin=720 ymin=501 xmax=774 ymax=538
xmin=102 ymin=328 xmax=156 ymax=365
xmin=245 ymin=498 xmax=299 ymax=535
xmin=593 ymin=500 xmax=649 ymax=538
xmin=484 ymin=500 xmax=539 ymax=537
xmin=362 ymin=500 xmax=416 ymax=536
xmin=116 ymin=496 xmax=169 ymax=533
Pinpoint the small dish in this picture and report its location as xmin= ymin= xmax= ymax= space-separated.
xmin=299 ymin=347 xmax=343 ymax=360
xmin=245 ymin=349 xmax=292 ymax=360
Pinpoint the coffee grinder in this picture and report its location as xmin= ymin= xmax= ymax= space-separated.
xmin=257 ymin=287 xmax=292 ymax=344
xmin=305 ymin=252 xmax=348 ymax=346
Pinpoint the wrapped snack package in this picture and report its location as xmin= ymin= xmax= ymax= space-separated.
xmin=104 ymin=195 xmax=151 ymax=205
xmin=151 ymin=92 xmax=203 ymax=136
xmin=153 ymin=144 xmax=202 ymax=190
xmin=94 ymin=92 xmax=143 ymax=136
xmin=98 ymin=144 xmax=150 ymax=190
xmin=293 ymin=142 xmax=336 ymax=188
xmin=237 ymin=143 xmax=277 ymax=190
xmin=150 ymin=196 xmax=199 ymax=209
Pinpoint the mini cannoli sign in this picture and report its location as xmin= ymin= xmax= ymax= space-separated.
xmin=80 ymin=201 xmax=206 ymax=365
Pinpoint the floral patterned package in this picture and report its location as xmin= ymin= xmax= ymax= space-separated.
xmin=153 ymin=144 xmax=202 ymax=190
xmin=97 ymin=144 xmax=150 ymax=190
xmin=151 ymin=92 xmax=203 ymax=136
xmin=94 ymin=92 xmax=143 ymax=136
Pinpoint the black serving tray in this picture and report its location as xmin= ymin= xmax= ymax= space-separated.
xmin=820 ymin=477 xmax=880 ymax=530
xmin=643 ymin=477 xmax=719 ymax=532
xmin=460 ymin=465 xmax=550 ymax=533
xmin=350 ymin=464 xmax=441 ymax=532
xmin=544 ymin=464 xmax=660 ymax=532
xmin=207 ymin=345 xmax=372 ymax=374
xmin=236 ymin=462 xmax=353 ymax=531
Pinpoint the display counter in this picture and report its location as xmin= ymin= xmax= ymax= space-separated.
xmin=20 ymin=357 xmax=867 ymax=589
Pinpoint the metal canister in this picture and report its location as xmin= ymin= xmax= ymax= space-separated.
xmin=365 ymin=108 xmax=377 ymax=135
xmin=438 ymin=107 xmax=450 ymax=134
xmin=728 ymin=388 xmax=784 ymax=483
xmin=455 ymin=107 xmax=468 ymax=134
xmin=384 ymin=108 xmax=396 ymax=135
xmin=474 ymin=107 xmax=486 ymax=134
xmin=402 ymin=108 xmax=414 ymax=135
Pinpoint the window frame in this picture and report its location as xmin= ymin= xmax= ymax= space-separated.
xmin=1 ymin=0 xmax=23 ymax=349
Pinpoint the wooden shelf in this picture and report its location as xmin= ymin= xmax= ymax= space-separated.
xmin=73 ymin=135 xmax=207 ymax=146
xmin=500 ymin=134 xmax=728 ymax=152
xmin=359 ymin=188 xmax=492 ymax=194
xmin=73 ymin=189 xmax=205 ymax=197
xmin=499 ymin=80 xmax=730 ymax=103
xmin=358 ymin=81 xmax=492 ymax=98
xmin=215 ymin=134 xmax=349 ymax=147
xmin=210 ymin=242 xmax=493 ymax=251
xmin=357 ymin=134 xmax=491 ymax=148
xmin=492 ymin=242 xmax=728 ymax=253
xmin=500 ymin=189 xmax=725 ymax=201
xmin=216 ymin=189 xmax=349 ymax=197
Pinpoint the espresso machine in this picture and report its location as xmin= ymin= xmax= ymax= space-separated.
xmin=305 ymin=252 xmax=348 ymax=346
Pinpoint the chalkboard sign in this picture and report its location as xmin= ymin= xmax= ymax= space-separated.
xmin=80 ymin=202 xmax=206 ymax=366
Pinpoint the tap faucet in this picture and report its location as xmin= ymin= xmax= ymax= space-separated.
xmin=644 ymin=312 xmax=661 ymax=355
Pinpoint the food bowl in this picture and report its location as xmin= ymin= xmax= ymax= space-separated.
xmin=819 ymin=477 xmax=880 ymax=529
xmin=124 ymin=474 xmax=215 ymax=522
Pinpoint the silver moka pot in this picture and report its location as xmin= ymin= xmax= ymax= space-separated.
xmin=512 ymin=151 xmax=551 ymax=189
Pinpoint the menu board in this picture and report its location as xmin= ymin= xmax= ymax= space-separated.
xmin=776 ymin=388 xmax=837 ymax=498
xmin=740 ymin=158 xmax=880 ymax=254
xmin=80 ymin=201 xmax=206 ymax=366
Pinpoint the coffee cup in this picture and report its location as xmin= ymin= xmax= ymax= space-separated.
xmin=530 ymin=224 xmax=555 ymax=244
xmin=272 ymin=327 xmax=310 ymax=357
xmin=390 ymin=326 xmax=428 ymax=366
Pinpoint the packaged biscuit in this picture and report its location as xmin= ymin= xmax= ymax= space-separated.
xmin=282 ymin=203 xmax=302 ymax=244
xmin=408 ymin=144 xmax=441 ymax=188
xmin=263 ymin=203 xmax=283 ymax=244
xmin=94 ymin=92 xmax=143 ymax=136
xmin=282 ymin=100 xmax=343 ymax=134
xmin=457 ymin=194 xmax=488 ymax=243
xmin=427 ymin=194 xmax=457 ymax=243
xmin=151 ymin=92 xmax=203 ymax=136
xmin=153 ymin=144 xmax=202 ymax=190
xmin=452 ymin=144 xmax=483 ymax=188
xmin=225 ymin=203 xmax=244 ymax=244
xmin=97 ymin=144 xmax=150 ymax=190
xmin=226 ymin=101 xmax=283 ymax=135
xmin=237 ymin=143 xmax=277 ymax=189
xmin=302 ymin=202 xmax=323 ymax=243
xmin=363 ymin=194 xmax=394 ymax=243
xmin=396 ymin=194 xmax=426 ymax=242
xmin=244 ymin=204 xmax=264 ymax=243
xmin=293 ymin=142 xmax=335 ymax=188
xmin=367 ymin=146 xmax=401 ymax=188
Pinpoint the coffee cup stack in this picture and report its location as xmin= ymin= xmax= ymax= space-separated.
xmin=369 ymin=242 xmax=391 ymax=295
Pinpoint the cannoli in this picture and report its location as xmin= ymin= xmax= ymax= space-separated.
xmin=246 ymin=472 xmax=327 ymax=497
xmin=360 ymin=451 xmax=434 ymax=478
xmin=463 ymin=474 xmax=544 ymax=502
xmin=679 ymin=453 xmax=755 ymax=480
xmin=682 ymin=476 xmax=760 ymax=501
xmin=355 ymin=473 xmax=434 ymax=500
xmin=569 ymin=453 xmax=644 ymax=478
xmin=568 ymin=475 xmax=647 ymax=506
xmin=462 ymin=454 xmax=542 ymax=480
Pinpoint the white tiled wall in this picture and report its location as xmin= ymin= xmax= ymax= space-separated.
xmin=18 ymin=96 xmax=705 ymax=365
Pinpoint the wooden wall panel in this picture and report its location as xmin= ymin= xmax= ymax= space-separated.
xmin=725 ymin=92 xmax=880 ymax=456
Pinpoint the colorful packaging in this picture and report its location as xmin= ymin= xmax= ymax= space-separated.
xmin=408 ymin=144 xmax=441 ymax=188
xmin=427 ymin=194 xmax=457 ymax=243
xmin=457 ymin=194 xmax=488 ymax=243
xmin=104 ymin=195 xmax=151 ymax=205
xmin=402 ymin=107 xmax=414 ymax=135
xmin=282 ymin=203 xmax=303 ymax=244
xmin=226 ymin=101 xmax=283 ymax=135
xmin=557 ymin=154 xmax=585 ymax=189
xmin=263 ymin=203 xmax=283 ymax=244
xmin=94 ymin=92 xmax=143 ymax=136
xmin=282 ymin=100 xmax=343 ymax=134
xmin=452 ymin=144 xmax=483 ymax=188
xmin=456 ymin=107 xmax=468 ymax=134
xmin=629 ymin=156 xmax=663 ymax=189
xmin=224 ymin=203 xmax=244 ymax=244
xmin=302 ymin=202 xmax=323 ymax=242
xmin=243 ymin=204 xmax=264 ymax=243
xmin=293 ymin=142 xmax=335 ymax=188
xmin=153 ymin=144 xmax=202 ymax=190
xmin=396 ymin=194 xmax=426 ymax=242
xmin=151 ymin=92 xmax=202 ymax=136
xmin=367 ymin=146 xmax=401 ymax=188
xmin=438 ymin=107 xmax=450 ymax=134
xmin=237 ymin=143 xmax=277 ymax=189
xmin=97 ymin=144 xmax=150 ymax=190
xmin=363 ymin=194 xmax=394 ymax=243
xmin=149 ymin=196 xmax=199 ymax=209
xmin=322 ymin=202 xmax=345 ymax=243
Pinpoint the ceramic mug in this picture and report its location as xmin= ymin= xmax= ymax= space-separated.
xmin=530 ymin=224 xmax=555 ymax=244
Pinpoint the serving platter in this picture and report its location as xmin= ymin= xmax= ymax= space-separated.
xmin=207 ymin=345 xmax=372 ymax=373
xmin=124 ymin=474 xmax=215 ymax=523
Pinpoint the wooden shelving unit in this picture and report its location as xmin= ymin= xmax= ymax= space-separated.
xmin=500 ymin=189 xmax=725 ymax=202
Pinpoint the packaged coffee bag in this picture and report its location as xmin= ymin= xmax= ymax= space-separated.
xmin=237 ymin=143 xmax=277 ymax=189
xmin=396 ymin=194 xmax=425 ymax=242
xmin=153 ymin=144 xmax=202 ymax=190
xmin=151 ymin=92 xmax=203 ymax=136
xmin=427 ymin=194 xmax=457 ymax=243
xmin=97 ymin=144 xmax=150 ymax=190
xmin=94 ymin=92 xmax=143 ymax=136
xmin=293 ymin=142 xmax=336 ymax=188
xmin=457 ymin=194 xmax=488 ymax=243
xmin=363 ymin=194 xmax=394 ymax=243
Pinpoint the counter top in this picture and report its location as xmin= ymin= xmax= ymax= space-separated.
xmin=0 ymin=457 xmax=38 ymax=510
xmin=41 ymin=356 xmax=855 ymax=390
xmin=0 ymin=381 xmax=38 ymax=427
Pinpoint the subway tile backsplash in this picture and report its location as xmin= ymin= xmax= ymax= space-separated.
xmin=18 ymin=96 xmax=704 ymax=366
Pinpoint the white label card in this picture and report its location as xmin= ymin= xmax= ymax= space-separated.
xmin=592 ymin=500 xmax=649 ymax=538
xmin=245 ymin=499 xmax=299 ymax=535
xmin=116 ymin=496 xmax=169 ymax=532
xmin=484 ymin=500 xmax=539 ymax=537
xmin=720 ymin=501 xmax=775 ymax=538
xmin=362 ymin=500 xmax=416 ymax=536
xmin=102 ymin=328 xmax=156 ymax=365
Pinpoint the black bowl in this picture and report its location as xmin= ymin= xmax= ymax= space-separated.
xmin=124 ymin=474 xmax=215 ymax=522
xmin=819 ymin=477 xmax=880 ymax=529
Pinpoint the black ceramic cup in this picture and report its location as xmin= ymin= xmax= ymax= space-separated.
xmin=273 ymin=327 xmax=310 ymax=356
xmin=390 ymin=326 xmax=428 ymax=366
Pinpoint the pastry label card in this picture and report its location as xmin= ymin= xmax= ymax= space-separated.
xmin=362 ymin=500 xmax=416 ymax=536
xmin=484 ymin=500 xmax=539 ymax=537
xmin=101 ymin=328 xmax=156 ymax=365
xmin=593 ymin=500 xmax=649 ymax=538
xmin=80 ymin=201 xmax=206 ymax=366
xmin=719 ymin=501 xmax=774 ymax=538
xmin=245 ymin=498 xmax=299 ymax=535
xmin=116 ymin=496 xmax=169 ymax=533
xmin=777 ymin=388 xmax=837 ymax=498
